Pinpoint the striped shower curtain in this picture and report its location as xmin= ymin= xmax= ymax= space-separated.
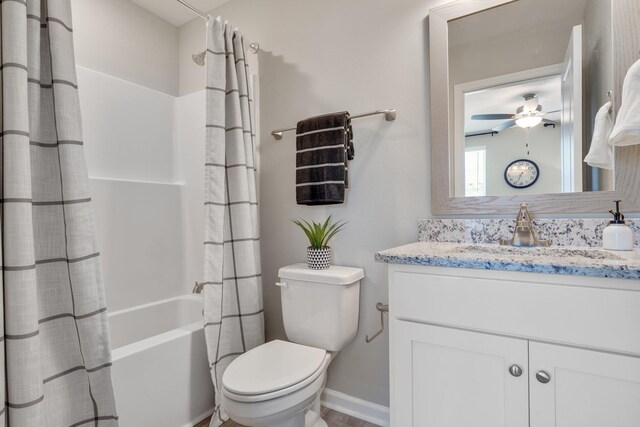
xmin=203 ymin=16 xmax=264 ymax=426
xmin=0 ymin=0 xmax=118 ymax=426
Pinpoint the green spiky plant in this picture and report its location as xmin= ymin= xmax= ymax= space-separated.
xmin=292 ymin=215 xmax=346 ymax=249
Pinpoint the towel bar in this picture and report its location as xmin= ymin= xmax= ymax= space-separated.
xmin=271 ymin=109 xmax=396 ymax=140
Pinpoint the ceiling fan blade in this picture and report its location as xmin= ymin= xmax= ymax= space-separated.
xmin=543 ymin=110 xmax=561 ymax=115
xmin=491 ymin=120 xmax=516 ymax=132
xmin=542 ymin=119 xmax=559 ymax=125
xmin=471 ymin=114 xmax=516 ymax=120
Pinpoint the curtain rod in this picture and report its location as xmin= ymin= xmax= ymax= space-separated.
xmin=176 ymin=0 xmax=207 ymax=20
xmin=271 ymin=109 xmax=397 ymax=140
xmin=176 ymin=0 xmax=260 ymax=53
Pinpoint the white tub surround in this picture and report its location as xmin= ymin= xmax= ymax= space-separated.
xmin=77 ymin=66 xmax=178 ymax=183
xmin=109 ymin=296 xmax=214 ymax=427
xmin=387 ymin=264 xmax=640 ymax=427
xmin=376 ymin=242 xmax=640 ymax=280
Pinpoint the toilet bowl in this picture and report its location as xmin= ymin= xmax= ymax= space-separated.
xmin=222 ymin=340 xmax=331 ymax=427
xmin=221 ymin=264 xmax=364 ymax=427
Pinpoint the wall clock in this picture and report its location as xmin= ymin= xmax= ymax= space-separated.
xmin=504 ymin=159 xmax=539 ymax=189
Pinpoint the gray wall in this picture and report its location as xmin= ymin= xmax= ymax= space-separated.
xmin=71 ymin=0 xmax=179 ymax=96
xmin=179 ymin=0 xmax=437 ymax=406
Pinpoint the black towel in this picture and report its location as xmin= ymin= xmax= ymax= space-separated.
xmin=295 ymin=112 xmax=354 ymax=205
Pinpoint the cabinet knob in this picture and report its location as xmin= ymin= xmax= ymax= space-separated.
xmin=536 ymin=370 xmax=551 ymax=384
xmin=508 ymin=364 xmax=523 ymax=377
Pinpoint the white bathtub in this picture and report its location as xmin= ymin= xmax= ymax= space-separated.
xmin=109 ymin=295 xmax=215 ymax=427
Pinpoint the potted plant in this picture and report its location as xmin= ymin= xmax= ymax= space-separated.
xmin=292 ymin=216 xmax=346 ymax=269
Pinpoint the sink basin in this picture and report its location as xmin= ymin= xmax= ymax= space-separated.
xmin=448 ymin=244 xmax=626 ymax=261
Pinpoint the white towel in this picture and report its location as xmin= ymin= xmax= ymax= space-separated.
xmin=609 ymin=59 xmax=640 ymax=146
xmin=584 ymin=101 xmax=614 ymax=169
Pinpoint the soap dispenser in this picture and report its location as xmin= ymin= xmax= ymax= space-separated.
xmin=603 ymin=200 xmax=634 ymax=251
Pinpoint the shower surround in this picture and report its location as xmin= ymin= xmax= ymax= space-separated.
xmin=79 ymin=66 xmax=214 ymax=425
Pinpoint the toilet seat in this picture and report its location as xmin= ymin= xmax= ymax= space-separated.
xmin=222 ymin=340 xmax=329 ymax=403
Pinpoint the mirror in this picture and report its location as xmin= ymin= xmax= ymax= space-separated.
xmin=429 ymin=0 xmax=640 ymax=215
xmin=449 ymin=0 xmax=612 ymax=197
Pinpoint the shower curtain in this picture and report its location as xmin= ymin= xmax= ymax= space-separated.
xmin=0 ymin=0 xmax=118 ymax=425
xmin=203 ymin=16 xmax=264 ymax=426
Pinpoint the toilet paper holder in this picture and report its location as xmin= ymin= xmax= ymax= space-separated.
xmin=365 ymin=302 xmax=389 ymax=343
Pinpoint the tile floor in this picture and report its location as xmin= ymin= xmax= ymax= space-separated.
xmin=195 ymin=407 xmax=380 ymax=427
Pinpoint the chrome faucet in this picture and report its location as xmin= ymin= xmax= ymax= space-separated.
xmin=500 ymin=203 xmax=550 ymax=247
xmin=192 ymin=281 xmax=205 ymax=294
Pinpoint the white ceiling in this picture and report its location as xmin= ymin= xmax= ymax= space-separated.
xmin=464 ymin=74 xmax=561 ymax=133
xmin=130 ymin=0 xmax=230 ymax=26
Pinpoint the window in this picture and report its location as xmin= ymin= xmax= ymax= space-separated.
xmin=465 ymin=147 xmax=486 ymax=197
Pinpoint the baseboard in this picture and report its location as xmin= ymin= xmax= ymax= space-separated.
xmin=321 ymin=388 xmax=390 ymax=427
xmin=186 ymin=407 xmax=214 ymax=427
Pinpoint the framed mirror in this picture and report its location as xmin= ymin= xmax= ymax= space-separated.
xmin=430 ymin=0 xmax=640 ymax=215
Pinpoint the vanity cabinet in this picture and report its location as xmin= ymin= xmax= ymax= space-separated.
xmin=388 ymin=265 xmax=640 ymax=427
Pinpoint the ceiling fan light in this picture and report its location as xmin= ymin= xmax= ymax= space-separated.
xmin=515 ymin=115 xmax=542 ymax=129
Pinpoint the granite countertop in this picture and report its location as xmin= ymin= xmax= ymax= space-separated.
xmin=375 ymin=242 xmax=640 ymax=280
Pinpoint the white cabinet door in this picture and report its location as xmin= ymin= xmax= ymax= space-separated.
xmin=530 ymin=342 xmax=640 ymax=427
xmin=391 ymin=320 xmax=529 ymax=427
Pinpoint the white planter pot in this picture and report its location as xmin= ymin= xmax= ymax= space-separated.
xmin=307 ymin=246 xmax=332 ymax=270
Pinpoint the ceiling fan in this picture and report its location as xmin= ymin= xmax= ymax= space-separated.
xmin=471 ymin=93 xmax=560 ymax=132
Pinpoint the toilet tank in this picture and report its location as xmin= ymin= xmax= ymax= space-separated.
xmin=277 ymin=264 xmax=364 ymax=352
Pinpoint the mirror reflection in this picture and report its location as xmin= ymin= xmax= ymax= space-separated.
xmin=448 ymin=0 xmax=613 ymax=197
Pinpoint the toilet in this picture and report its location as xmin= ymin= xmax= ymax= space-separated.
xmin=221 ymin=263 xmax=364 ymax=427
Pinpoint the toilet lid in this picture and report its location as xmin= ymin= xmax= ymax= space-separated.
xmin=222 ymin=340 xmax=326 ymax=396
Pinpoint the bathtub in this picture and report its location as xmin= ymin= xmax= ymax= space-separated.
xmin=109 ymin=295 xmax=215 ymax=427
